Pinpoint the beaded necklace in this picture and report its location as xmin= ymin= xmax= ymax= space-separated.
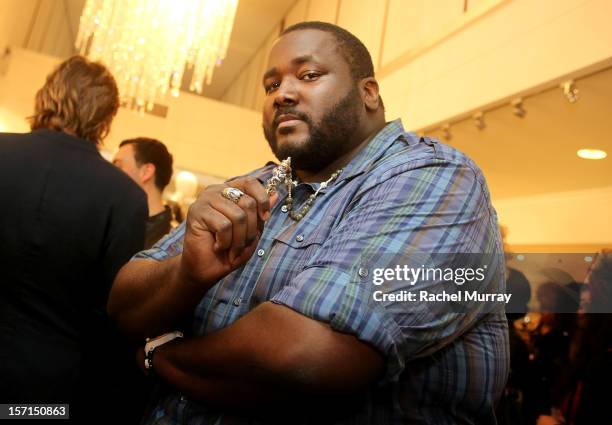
xmin=265 ymin=157 xmax=343 ymax=222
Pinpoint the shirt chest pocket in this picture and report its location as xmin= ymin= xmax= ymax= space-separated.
xmin=249 ymin=216 xmax=339 ymax=306
xmin=267 ymin=216 xmax=336 ymax=275
xmin=271 ymin=227 xmax=327 ymax=267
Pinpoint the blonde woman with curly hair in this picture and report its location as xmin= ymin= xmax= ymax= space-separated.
xmin=0 ymin=56 xmax=148 ymax=421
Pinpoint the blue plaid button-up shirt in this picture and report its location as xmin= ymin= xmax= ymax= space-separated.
xmin=139 ymin=120 xmax=509 ymax=425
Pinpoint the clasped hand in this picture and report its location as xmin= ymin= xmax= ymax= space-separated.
xmin=179 ymin=177 xmax=278 ymax=286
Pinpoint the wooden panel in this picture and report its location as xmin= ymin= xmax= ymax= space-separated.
xmin=243 ymin=48 xmax=265 ymax=109
xmin=223 ymin=70 xmax=248 ymax=105
xmin=382 ymin=0 xmax=424 ymax=68
xmin=254 ymin=25 xmax=281 ymax=111
xmin=284 ymin=0 xmax=309 ymax=28
xmin=382 ymin=0 xmax=464 ymax=69
xmin=306 ymin=0 xmax=339 ymax=23
xmin=337 ymin=0 xmax=386 ymax=71
xmin=22 ymin=0 xmax=78 ymax=58
xmin=421 ymin=0 xmax=464 ymax=41
xmin=41 ymin=2 xmax=62 ymax=55
xmin=0 ymin=0 xmax=38 ymax=51
xmin=27 ymin=0 xmax=52 ymax=51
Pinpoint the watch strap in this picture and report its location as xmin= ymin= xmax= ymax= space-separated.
xmin=144 ymin=331 xmax=183 ymax=370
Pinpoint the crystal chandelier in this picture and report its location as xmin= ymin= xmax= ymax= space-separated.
xmin=76 ymin=0 xmax=239 ymax=110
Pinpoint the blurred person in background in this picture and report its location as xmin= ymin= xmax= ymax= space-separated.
xmin=537 ymin=251 xmax=612 ymax=425
xmin=531 ymin=277 xmax=580 ymax=424
xmin=497 ymin=225 xmax=533 ymax=425
xmin=0 ymin=56 xmax=148 ymax=422
xmin=499 ymin=225 xmax=532 ymax=318
xmin=113 ymin=137 xmax=175 ymax=248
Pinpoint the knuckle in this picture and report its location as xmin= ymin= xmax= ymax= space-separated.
xmin=245 ymin=177 xmax=262 ymax=191
xmin=203 ymin=184 xmax=223 ymax=196
xmin=243 ymin=197 xmax=256 ymax=210
xmin=260 ymin=196 xmax=271 ymax=207
xmin=218 ymin=219 xmax=232 ymax=232
xmin=185 ymin=204 xmax=200 ymax=222
xmin=234 ymin=211 xmax=247 ymax=224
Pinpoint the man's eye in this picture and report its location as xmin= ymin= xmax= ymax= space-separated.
xmin=301 ymin=72 xmax=320 ymax=81
xmin=265 ymin=81 xmax=280 ymax=94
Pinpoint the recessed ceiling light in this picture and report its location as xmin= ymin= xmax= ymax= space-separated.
xmin=577 ymin=149 xmax=607 ymax=160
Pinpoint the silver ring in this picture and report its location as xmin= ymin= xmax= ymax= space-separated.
xmin=221 ymin=187 xmax=245 ymax=203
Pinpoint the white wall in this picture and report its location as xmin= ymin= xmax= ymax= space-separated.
xmin=494 ymin=186 xmax=612 ymax=247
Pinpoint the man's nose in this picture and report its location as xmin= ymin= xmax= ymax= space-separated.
xmin=274 ymin=78 xmax=298 ymax=107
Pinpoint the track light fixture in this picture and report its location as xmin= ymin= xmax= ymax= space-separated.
xmin=442 ymin=123 xmax=452 ymax=141
xmin=511 ymin=98 xmax=525 ymax=117
xmin=560 ymin=80 xmax=579 ymax=103
xmin=473 ymin=112 xmax=485 ymax=130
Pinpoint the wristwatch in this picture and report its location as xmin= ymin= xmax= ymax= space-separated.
xmin=144 ymin=331 xmax=184 ymax=370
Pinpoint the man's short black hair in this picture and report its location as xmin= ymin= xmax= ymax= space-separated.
xmin=281 ymin=21 xmax=375 ymax=81
xmin=120 ymin=137 xmax=173 ymax=192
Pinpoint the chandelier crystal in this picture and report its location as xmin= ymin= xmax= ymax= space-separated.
xmin=76 ymin=0 xmax=239 ymax=110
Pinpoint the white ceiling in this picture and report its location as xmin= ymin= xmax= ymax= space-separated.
xmin=425 ymin=64 xmax=612 ymax=200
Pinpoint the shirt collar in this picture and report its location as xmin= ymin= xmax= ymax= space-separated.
xmin=337 ymin=118 xmax=417 ymax=182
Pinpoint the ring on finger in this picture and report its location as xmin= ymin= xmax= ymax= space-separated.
xmin=221 ymin=187 xmax=245 ymax=204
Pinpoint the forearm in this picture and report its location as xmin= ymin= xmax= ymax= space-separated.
xmin=152 ymin=303 xmax=383 ymax=414
xmin=154 ymin=355 xmax=364 ymax=419
xmin=155 ymin=337 xmax=364 ymax=417
xmin=108 ymin=256 xmax=209 ymax=339
xmin=154 ymin=348 xmax=300 ymax=413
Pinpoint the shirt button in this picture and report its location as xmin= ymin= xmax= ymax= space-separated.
xmin=358 ymin=268 xmax=368 ymax=278
xmin=281 ymin=205 xmax=288 ymax=213
xmin=257 ymin=249 xmax=265 ymax=257
xmin=233 ymin=297 xmax=242 ymax=307
xmin=295 ymin=234 xmax=304 ymax=242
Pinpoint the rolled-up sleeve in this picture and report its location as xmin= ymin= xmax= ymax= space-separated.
xmin=271 ymin=159 xmax=503 ymax=382
xmin=133 ymin=221 xmax=186 ymax=261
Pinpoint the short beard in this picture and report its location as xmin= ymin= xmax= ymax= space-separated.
xmin=263 ymin=84 xmax=361 ymax=172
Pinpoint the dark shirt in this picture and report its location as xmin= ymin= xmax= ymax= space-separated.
xmin=0 ymin=130 xmax=147 ymax=413
xmin=506 ymin=267 xmax=531 ymax=319
xmin=145 ymin=205 xmax=173 ymax=249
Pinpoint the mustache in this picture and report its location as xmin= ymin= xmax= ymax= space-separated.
xmin=273 ymin=108 xmax=311 ymax=128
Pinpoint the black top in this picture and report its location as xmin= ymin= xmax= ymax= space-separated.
xmin=0 ymin=130 xmax=147 ymax=408
xmin=145 ymin=205 xmax=173 ymax=249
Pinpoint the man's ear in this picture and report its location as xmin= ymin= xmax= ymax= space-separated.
xmin=360 ymin=77 xmax=381 ymax=112
xmin=140 ymin=163 xmax=156 ymax=185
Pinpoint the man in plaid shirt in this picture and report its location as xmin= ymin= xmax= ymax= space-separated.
xmin=109 ymin=22 xmax=508 ymax=425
